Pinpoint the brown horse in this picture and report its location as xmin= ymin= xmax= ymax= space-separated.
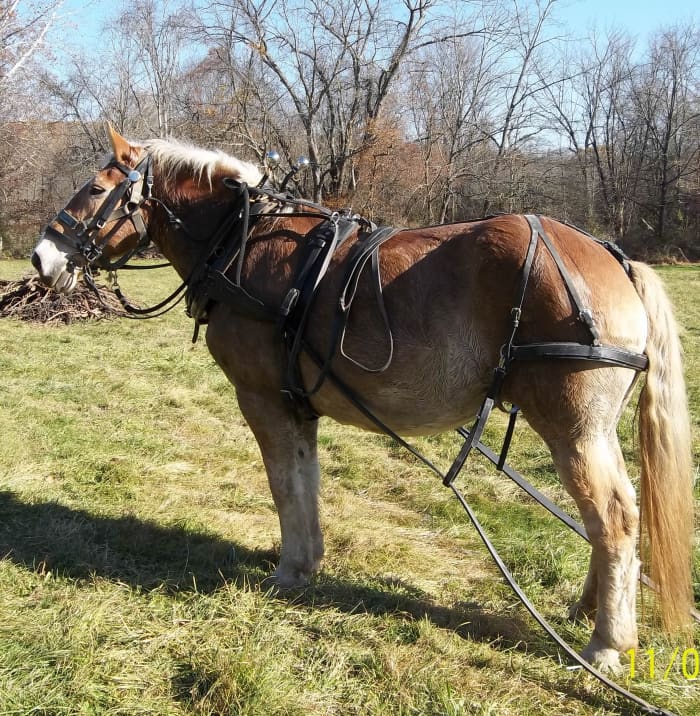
xmin=32 ymin=126 xmax=694 ymax=672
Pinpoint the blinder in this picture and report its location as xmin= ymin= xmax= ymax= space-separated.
xmin=47 ymin=155 xmax=153 ymax=271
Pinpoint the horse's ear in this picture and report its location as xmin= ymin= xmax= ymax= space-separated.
xmin=105 ymin=122 xmax=138 ymax=165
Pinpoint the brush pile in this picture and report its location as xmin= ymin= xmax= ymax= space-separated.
xmin=0 ymin=276 xmax=125 ymax=324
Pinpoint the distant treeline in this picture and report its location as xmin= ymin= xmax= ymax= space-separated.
xmin=1 ymin=1 xmax=699 ymax=260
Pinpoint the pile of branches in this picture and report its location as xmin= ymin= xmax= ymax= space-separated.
xmin=0 ymin=276 xmax=126 ymax=324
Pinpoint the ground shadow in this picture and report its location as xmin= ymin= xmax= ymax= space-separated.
xmin=0 ymin=489 xmax=276 ymax=593
xmin=0 ymin=489 xmax=635 ymax=713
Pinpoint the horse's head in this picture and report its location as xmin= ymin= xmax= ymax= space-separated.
xmin=32 ymin=125 xmax=151 ymax=293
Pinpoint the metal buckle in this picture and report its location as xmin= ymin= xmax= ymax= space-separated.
xmin=82 ymin=241 xmax=103 ymax=263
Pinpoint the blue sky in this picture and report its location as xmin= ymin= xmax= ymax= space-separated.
xmin=559 ymin=0 xmax=697 ymax=43
xmin=49 ymin=0 xmax=698 ymax=54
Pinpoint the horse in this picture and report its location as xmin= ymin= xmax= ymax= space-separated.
xmin=31 ymin=125 xmax=694 ymax=673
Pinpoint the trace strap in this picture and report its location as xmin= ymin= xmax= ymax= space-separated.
xmin=448 ymin=479 xmax=675 ymax=716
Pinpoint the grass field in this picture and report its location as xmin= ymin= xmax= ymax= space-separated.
xmin=0 ymin=259 xmax=698 ymax=715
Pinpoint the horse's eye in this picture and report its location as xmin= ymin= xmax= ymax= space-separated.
xmin=89 ymin=185 xmax=106 ymax=195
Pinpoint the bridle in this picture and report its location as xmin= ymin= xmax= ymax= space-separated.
xmin=42 ymin=151 xmax=285 ymax=321
xmin=46 ymin=154 xmax=154 ymax=273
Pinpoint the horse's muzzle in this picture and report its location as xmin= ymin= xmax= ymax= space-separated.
xmin=31 ymin=238 xmax=79 ymax=293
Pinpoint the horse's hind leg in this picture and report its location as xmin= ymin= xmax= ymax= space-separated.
xmin=517 ymin=370 xmax=640 ymax=671
xmin=569 ymin=550 xmax=598 ymax=622
xmin=236 ymin=388 xmax=323 ymax=588
xmin=550 ymin=433 xmax=639 ymax=670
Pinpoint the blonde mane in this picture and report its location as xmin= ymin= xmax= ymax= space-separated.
xmin=142 ymin=138 xmax=263 ymax=188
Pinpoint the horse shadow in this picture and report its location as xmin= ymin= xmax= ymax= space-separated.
xmin=0 ymin=489 xmax=618 ymax=711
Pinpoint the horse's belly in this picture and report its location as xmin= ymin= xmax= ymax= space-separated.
xmin=308 ymin=347 xmax=491 ymax=436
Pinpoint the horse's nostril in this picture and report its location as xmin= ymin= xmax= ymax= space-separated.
xmin=30 ymin=251 xmax=42 ymax=272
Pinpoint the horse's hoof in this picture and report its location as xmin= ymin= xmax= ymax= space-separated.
xmin=581 ymin=643 xmax=622 ymax=674
xmin=267 ymin=567 xmax=310 ymax=591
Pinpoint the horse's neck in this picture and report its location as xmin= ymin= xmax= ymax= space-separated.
xmin=149 ymin=180 xmax=327 ymax=307
xmin=149 ymin=181 xmax=234 ymax=280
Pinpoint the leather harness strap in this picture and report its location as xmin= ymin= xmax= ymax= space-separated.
xmin=49 ymin=156 xmax=154 ymax=270
xmin=280 ymin=216 xmax=362 ymax=408
xmin=280 ymin=223 xmax=400 ymax=414
xmin=501 ymin=215 xmax=648 ymax=374
xmin=510 ymin=342 xmax=649 ymax=371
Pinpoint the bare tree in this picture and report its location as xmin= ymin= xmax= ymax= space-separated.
xmin=199 ymin=0 xmax=486 ymax=202
xmin=406 ymin=23 xmax=503 ymax=223
xmin=108 ymin=0 xmax=196 ymax=137
xmin=479 ymin=0 xmax=562 ymax=214
xmin=8 ymin=0 xmax=700 ymax=257
xmin=0 ymin=0 xmax=65 ymax=254
xmin=0 ymin=0 xmax=62 ymax=87
xmin=537 ymin=30 xmax=641 ymax=235
xmin=632 ymin=26 xmax=700 ymax=245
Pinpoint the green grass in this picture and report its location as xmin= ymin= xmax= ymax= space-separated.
xmin=0 ymin=259 xmax=698 ymax=715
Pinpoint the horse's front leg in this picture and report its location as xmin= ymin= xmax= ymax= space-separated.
xmin=236 ymin=388 xmax=323 ymax=587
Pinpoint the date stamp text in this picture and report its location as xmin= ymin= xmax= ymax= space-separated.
xmin=626 ymin=648 xmax=699 ymax=680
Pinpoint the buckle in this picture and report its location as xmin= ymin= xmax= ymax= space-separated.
xmin=81 ymin=241 xmax=103 ymax=263
xmin=280 ymin=288 xmax=300 ymax=318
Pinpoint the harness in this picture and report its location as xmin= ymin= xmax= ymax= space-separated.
xmin=278 ymin=223 xmax=400 ymax=414
xmin=48 ymin=162 xmax=679 ymax=715
xmin=180 ymin=178 xmax=401 ymax=412
xmin=505 ymin=215 xmax=647 ymax=371
xmin=442 ymin=214 xmax=648 ymax=489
